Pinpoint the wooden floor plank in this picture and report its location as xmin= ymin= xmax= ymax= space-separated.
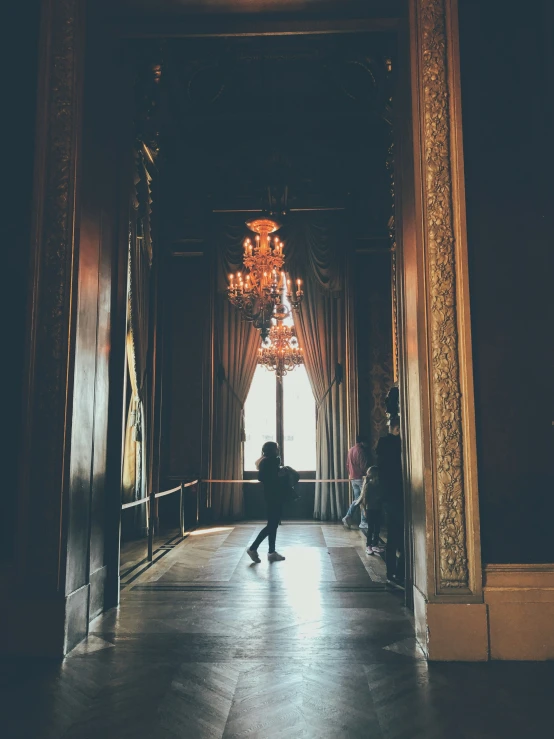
xmin=2 ymin=523 xmax=553 ymax=739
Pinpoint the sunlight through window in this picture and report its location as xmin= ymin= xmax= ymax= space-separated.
xmin=283 ymin=366 xmax=316 ymax=470
xmin=244 ymin=367 xmax=316 ymax=471
xmin=244 ymin=365 xmax=277 ymax=470
xmin=244 ymin=284 xmax=316 ymax=471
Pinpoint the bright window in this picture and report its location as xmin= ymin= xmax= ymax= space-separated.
xmin=243 ymin=365 xmax=277 ymax=470
xmin=244 ymin=364 xmax=316 ymax=471
xmin=282 ymin=366 xmax=316 ymax=470
xmin=244 ymin=285 xmax=316 ymax=471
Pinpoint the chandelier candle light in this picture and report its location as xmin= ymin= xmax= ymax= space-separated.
xmin=227 ymin=218 xmax=303 ymax=340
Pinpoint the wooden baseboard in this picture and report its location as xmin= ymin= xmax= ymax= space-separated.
xmin=413 ymin=586 xmax=489 ymax=661
xmin=483 ymin=563 xmax=554 ymax=660
xmin=484 ymin=563 xmax=554 ymax=592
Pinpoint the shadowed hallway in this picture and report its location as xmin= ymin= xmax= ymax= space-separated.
xmin=3 ymin=2 xmax=554 ymax=738
xmin=2 ymin=524 xmax=553 ymax=739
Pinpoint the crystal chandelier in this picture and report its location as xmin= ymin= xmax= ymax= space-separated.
xmin=227 ymin=218 xmax=303 ymax=340
xmin=258 ymin=323 xmax=304 ymax=377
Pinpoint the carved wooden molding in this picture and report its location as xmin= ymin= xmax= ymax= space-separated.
xmin=37 ymin=0 xmax=80 ymax=396
xmin=22 ymin=0 xmax=83 ymax=583
xmin=386 ymin=139 xmax=399 ymax=385
xmin=418 ymin=0 xmax=469 ymax=589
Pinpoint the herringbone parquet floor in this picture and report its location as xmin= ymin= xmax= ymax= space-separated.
xmin=2 ymin=523 xmax=553 ymax=738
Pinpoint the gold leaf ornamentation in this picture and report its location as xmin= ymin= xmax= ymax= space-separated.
xmin=23 ymin=0 xmax=82 ymax=584
xmin=386 ymin=139 xmax=399 ymax=384
xmin=420 ymin=0 xmax=469 ymax=588
xmin=35 ymin=0 xmax=81 ymax=456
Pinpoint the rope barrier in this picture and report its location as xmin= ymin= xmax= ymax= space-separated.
xmin=154 ymin=479 xmax=199 ymax=499
xmin=121 ymin=498 xmax=149 ymax=510
xmin=154 ymin=479 xmax=200 ymax=498
xmin=203 ymin=479 xmax=351 ymax=484
xmin=154 ymin=484 xmax=182 ymax=499
xmin=123 ymin=477 xmax=348 ymax=511
xmin=122 ymin=480 xmax=199 ymax=509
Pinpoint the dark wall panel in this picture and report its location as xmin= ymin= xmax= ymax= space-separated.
xmin=3 ymin=0 xmax=41 ymax=561
xmin=66 ymin=205 xmax=101 ymax=594
xmin=354 ymin=251 xmax=394 ymax=460
xmin=459 ymin=0 xmax=554 ymax=563
xmin=162 ymin=256 xmax=209 ymax=482
xmin=66 ymin=21 xmax=122 ymax=603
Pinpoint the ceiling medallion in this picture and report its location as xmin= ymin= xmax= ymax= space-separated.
xmin=227 ymin=218 xmax=303 ymax=340
xmin=258 ymin=323 xmax=304 ymax=378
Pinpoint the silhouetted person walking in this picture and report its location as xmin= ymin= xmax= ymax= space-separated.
xmin=246 ymin=441 xmax=286 ymax=563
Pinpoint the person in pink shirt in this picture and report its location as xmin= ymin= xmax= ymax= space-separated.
xmin=342 ymin=435 xmax=370 ymax=529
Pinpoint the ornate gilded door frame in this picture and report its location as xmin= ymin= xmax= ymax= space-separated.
xmin=397 ymin=0 xmax=485 ymax=658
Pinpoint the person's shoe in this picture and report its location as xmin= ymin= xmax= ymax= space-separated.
xmin=268 ymin=551 xmax=286 ymax=562
xmin=342 ymin=516 xmax=352 ymax=529
xmin=365 ymin=546 xmax=374 ymax=555
xmin=359 ymin=522 xmax=368 ymax=530
xmin=246 ymin=548 xmax=261 ymax=563
xmin=386 ymin=576 xmax=405 ymax=590
xmin=372 ymin=546 xmax=385 ymax=553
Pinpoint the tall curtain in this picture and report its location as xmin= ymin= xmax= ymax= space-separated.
xmin=212 ymin=225 xmax=260 ymax=519
xmin=122 ymin=153 xmax=153 ymax=508
xmin=285 ymin=216 xmax=349 ymax=520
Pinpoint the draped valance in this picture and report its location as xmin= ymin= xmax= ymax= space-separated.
xmin=280 ymin=213 xmax=344 ymax=294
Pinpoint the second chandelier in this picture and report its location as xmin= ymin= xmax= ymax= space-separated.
xmin=258 ymin=323 xmax=304 ymax=378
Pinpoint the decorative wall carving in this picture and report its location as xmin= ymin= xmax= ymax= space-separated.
xmin=368 ymin=304 xmax=394 ymax=458
xmin=386 ymin=139 xmax=399 ymax=384
xmin=23 ymin=0 xmax=83 ymax=583
xmin=419 ymin=0 xmax=469 ymax=588
xmin=37 ymin=0 xmax=79 ymax=419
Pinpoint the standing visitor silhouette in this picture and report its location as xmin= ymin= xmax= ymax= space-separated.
xmin=343 ymin=434 xmax=371 ymax=530
xmin=246 ymin=441 xmax=286 ymax=562
xmin=377 ymin=416 xmax=405 ymax=589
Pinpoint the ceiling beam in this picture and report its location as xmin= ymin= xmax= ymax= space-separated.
xmin=111 ymin=15 xmax=400 ymax=39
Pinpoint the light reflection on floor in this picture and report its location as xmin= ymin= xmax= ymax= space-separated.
xmin=189 ymin=526 xmax=234 ymax=536
xmin=275 ymin=548 xmax=325 ymax=624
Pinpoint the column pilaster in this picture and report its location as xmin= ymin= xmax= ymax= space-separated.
xmin=410 ymin=0 xmax=485 ymax=659
xmin=11 ymin=0 xmax=86 ymax=656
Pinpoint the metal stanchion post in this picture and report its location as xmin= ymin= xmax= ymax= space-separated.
xmin=154 ymin=496 xmax=159 ymax=534
xmin=148 ymin=491 xmax=155 ymax=562
xmin=179 ymin=482 xmax=185 ymax=539
xmin=196 ymin=480 xmax=201 ymax=525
